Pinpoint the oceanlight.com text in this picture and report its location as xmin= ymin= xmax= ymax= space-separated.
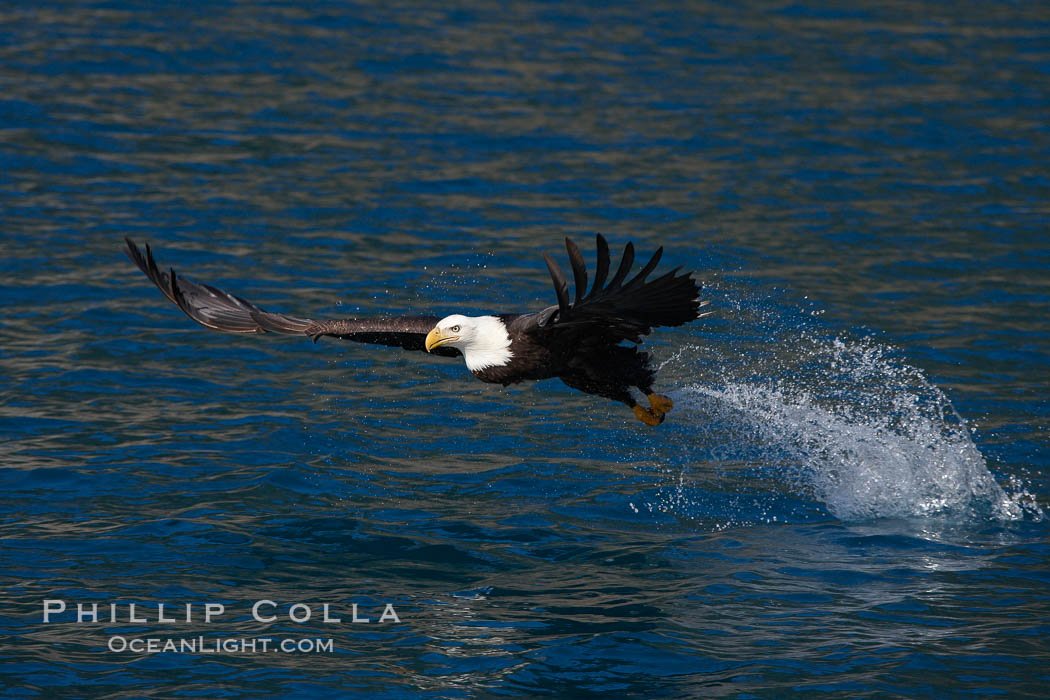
xmin=107 ymin=635 xmax=335 ymax=654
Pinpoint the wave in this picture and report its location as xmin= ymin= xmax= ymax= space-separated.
xmin=667 ymin=337 xmax=1043 ymax=523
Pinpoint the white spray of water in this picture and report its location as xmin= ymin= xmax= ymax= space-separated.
xmin=667 ymin=337 xmax=1042 ymax=523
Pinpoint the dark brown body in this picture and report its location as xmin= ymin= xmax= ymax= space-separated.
xmin=472 ymin=313 xmax=657 ymax=408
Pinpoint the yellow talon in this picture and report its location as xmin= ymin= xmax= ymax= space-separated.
xmin=633 ymin=404 xmax=665 ymax=426
xmin=647 ymin=393 xmax=674 ymax=415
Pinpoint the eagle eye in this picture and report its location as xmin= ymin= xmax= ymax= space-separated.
xmin=450 ymin=325 xmax=460 ymax=332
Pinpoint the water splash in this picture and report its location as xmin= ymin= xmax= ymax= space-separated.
xmin=669 ymin=337 xmax=1043 ymax=523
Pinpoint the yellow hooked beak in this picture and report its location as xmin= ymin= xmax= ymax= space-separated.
xmin=424 ymin=327 xmax=459 ymax=352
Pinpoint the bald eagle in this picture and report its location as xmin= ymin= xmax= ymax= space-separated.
xmin=124 ymin=236 xmax=710 ymax=425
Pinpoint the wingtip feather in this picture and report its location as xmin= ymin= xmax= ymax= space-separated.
xmin=543 ymin=252 xmax=571 ymax=315
xmin=565 ymin=237 xmax=587 ymax=304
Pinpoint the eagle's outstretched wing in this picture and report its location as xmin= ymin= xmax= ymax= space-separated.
xmin=527 ymin=234 xmax=711 ymax=344
xmin=123 ymin=238 xmax=460 ymax=356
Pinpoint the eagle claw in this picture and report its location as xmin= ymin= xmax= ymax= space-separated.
xmin=633 ymin=404 xmax=665 ymax=426
xmin=647 ymin=393 xmax=674 ymax=415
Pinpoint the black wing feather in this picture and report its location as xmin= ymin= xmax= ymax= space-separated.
xmin=606 ymin=241 xmax=635 ymax=291
xmin=543 ymin=252 xmax=571 ymax=317
xmin=124 ymin=238 xmax=459 ymax=356
xmin=530 ymin=236 xmax=709 ymax=345
xmin=565 ymin=238 xmax=588 ymax=304
xmin=587 ymin=234 xmax=611 ymax=300
xmin=624 ymin=246 xmax=662 ymax=289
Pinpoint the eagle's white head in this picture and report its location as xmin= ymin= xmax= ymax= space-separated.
xmin=424 ymin=314 xmax=513 ymax=372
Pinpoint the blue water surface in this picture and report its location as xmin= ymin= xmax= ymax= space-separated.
xmin=2 ymin=1 xmax=1049 ymax=697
